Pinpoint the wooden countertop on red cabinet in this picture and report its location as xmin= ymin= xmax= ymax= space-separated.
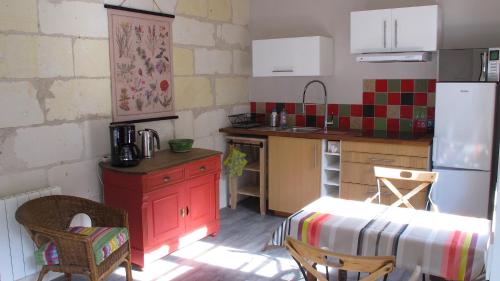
xmin=101 ymin=149 xmax=222 ymax=268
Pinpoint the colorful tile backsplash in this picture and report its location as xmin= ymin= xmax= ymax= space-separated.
xmin=250 ymin=79 xmax=436 ymax=133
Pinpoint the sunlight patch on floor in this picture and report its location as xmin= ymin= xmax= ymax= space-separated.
xmin=114 ymin=259 xmax=193 ymax=281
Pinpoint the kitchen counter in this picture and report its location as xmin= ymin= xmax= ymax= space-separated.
xmin=219 ymin=127 xmax=432 ymax=145
xmin=100 ymin=148 xmax=221 ymax=174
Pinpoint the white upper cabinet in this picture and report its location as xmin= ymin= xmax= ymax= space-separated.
xmin=351 ymin=9 xmax=392 ymax=54
xmin=350 ymin=5 xmax=440 ymax=54
xmin=252 ymin=36 xmax=333 ymax=77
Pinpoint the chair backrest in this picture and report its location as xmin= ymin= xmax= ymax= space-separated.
xmin=284 ymin=237 xmax=394 ymax=281
xmin=16 ymin=195 xmax=104 ymax=232
xmin=373 ymin=166 xmax=439 ymax=209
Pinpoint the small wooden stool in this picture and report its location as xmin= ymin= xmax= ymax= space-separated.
xmin=227 ymin=136 xmax=267 ymax=215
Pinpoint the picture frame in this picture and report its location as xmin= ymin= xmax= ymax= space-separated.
xmin=106 ymin=5 xmax=176 ymax=123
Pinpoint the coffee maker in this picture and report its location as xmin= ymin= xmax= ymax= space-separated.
xmin=109 ymin=124 xmax=141 ymax=167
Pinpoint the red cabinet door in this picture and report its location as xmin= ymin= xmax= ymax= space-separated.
xmin=145 ymin=183 xmax=186 ymax=247
xmin=185 ymin=174 xmax=216 ymax=232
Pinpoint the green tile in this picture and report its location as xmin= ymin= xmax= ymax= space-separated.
xmin=374 ymin=118 xmax=387 ymax=130
xmin=350 ymin=117 xmax=362 ymax=129
xmin=330 ymin=116 xmax=339 ymax=129
xmin=415 ymin=80 xmax=428 ymax=92
xmin=373 ymin=130 xmax=387 ymax=138
xmin=400 ymin=119 xmax=413 ymax=132
xmin=316 ymin=104 xmax=326 ymax=116
xmin=427 ymin=92 xmax=436 ymax=107
xmin=375 ymin=93 xmax=388 ymax=105
xmin=414 ymin=106 xmax=427 ymax=119
xmin=387 ymin=105 xmax=400 ymax=119
xmin=363 ymin=80 xmax=375 ymax=92
xmin=295 ymin=103 xmax=304 ymax=114
xmin=388 ymin=80 xmax=401 ymax=92
xmin=339 ymin=104 xmax=351 ymax=117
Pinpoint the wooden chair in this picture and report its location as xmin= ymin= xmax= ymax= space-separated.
xmin=15 ymin=195 xmax=132 ymax=281
xmin=368 ymin=167 xmax=439 ymax=210
xmin=284 ymin=236 xmax=395 ymax=281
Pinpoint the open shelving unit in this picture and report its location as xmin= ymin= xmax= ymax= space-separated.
xmin=321 ymin=140 xmax=341 ymax=197
xmin=227 ymin=136 xmax=267 ymax=215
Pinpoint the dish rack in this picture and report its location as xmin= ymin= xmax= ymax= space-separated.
xmin=228 ymin=113 xmax=264 ymax=128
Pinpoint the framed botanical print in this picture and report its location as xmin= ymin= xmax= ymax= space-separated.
xmin=106 ymin=5 xmax=176 ymax=123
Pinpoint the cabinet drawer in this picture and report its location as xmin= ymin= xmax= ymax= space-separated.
xmin=145 ymin=167 xmax=185 ymax=192
xmin=340 ymin=183 xmax=428 ymax=209
xmin=342 ymin=141 xmax=429 ymax=157
xmin=341 ymin=162 xmax=426 ymax=190
xmin=342 ymin=152 xmax=428 ymax=169
xmin=186 ymin=157 xmax=219 ymax=178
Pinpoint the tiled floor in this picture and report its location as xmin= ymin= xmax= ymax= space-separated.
xmin=56 ymin=199 xmax=455 ymax=281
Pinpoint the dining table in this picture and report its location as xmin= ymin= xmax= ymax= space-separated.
xmin=267 ymin=197 xmax=491 ymax=281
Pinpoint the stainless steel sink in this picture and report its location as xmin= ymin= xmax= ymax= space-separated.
xmin=284 ymin=127 xmax=322 ymax=133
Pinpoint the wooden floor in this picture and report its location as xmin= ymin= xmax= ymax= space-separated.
xmin=58 ymin=198 xmax=436 ymax=281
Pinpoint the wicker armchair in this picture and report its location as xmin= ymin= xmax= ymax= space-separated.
xmin=15 ymin=195 xmax=132 ymax=281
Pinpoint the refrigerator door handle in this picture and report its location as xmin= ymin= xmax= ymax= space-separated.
xmin=432 ymin=137 xmax=438 ymax=163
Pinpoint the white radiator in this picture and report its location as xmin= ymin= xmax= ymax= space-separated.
xmin=0 ymin=187 xmax=61 ymax=281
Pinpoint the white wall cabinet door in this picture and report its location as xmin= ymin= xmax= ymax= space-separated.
xmin=391 ymin=5 xmax=439 ymax=52
xmin=350 ymin=9 xmax=392 ymax=54
xmin=252 ymin=36 xmax=333 ymax=77
xmin=350 ymin=5 xmax=439 ymax=54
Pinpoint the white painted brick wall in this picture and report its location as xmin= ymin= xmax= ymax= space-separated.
xmin=13 ymin=124 xmax=84 ymax=168
xmin=195 ymin=48 xmax=232 ymax=74
xmin=0 ymin=82 xmax=44 ymax=129
xmin=39 ymin=0 xmax=108 ymax=37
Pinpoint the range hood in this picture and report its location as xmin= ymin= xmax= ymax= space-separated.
xmin=356 ymin=52 xmax=432 ymax=63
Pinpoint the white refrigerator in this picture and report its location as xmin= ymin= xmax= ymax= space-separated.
xmin=432 ymin=82 xmax=498 ymax=218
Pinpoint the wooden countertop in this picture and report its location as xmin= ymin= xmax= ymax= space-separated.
xmin=219 ymin=127 xmax=433 ymax=145
xmin=100 ymin=148 xmax=221 ymax=174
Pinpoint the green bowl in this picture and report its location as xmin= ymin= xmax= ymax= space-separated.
xmin=168 ymin=139 xmax=194 ymax=153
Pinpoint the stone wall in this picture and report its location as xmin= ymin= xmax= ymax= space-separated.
xmin=0 ymin=0 xmax=250 ymax=208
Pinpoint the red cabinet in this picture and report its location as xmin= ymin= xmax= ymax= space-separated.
xmin=101 ymin=150 xmax=221 ymax=268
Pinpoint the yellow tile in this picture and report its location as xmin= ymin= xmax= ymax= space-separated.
xmin=208 ymin=0 xmax=231 ymax=22
xmin=176 ymin=0 xmax=208 ymax=17
xmin=173 ymin=47 xmax=194 ymax=76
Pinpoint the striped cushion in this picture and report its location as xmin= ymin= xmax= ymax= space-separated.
xmin=35 ymin=227 xmax=129 ymax=266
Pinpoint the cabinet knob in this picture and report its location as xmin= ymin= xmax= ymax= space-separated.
xmin=163 ymin=176 xmax=171 ymax=183
xmin=199 ymin=166 xmax=207 ymax=171
xmin=180 ymin=208 xmax=185 ymax=218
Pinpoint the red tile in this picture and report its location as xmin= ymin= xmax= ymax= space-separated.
xmin=363 ymin=118 xmax=374 ymax=130
xmin=427 ymin=107 xmax=435 ymax=120
xmin=375 ymin=80 xmax=388 ymax=92
xmin=296 ymin=115 xmax=305 ymax=127
xmin=250 ymin=102 xmax=256 ymax=113
xmin=363 ymin=92 xmax=375 ymax=105
xmin=400 ymin=105 xmax=413 ymax=119
xmin=339 ymin=117 xmax=350 ymax=129
xmin=401 ymin=80 xmax=414 ymax=92
xmin=387 ymin=118 xmax=400 ymax=132
xmin=428 ymin=79 xmax=436 ymax=93
xmin=351 ymin=104 xmax=363 ymax=117
xmin=414 ymin=93 xmax=427 ymax=106
xmin=316 ymin=116 xmax=325 ymax=128
xmin=328 ymin=104 xmax=339 ymax=115
xmin=266 ymin=102 xmax=276 ymax=113
xmin=374 ymin=105 xmax=387 ymax=117
xmin=285 ymin=103 xmax=296 ymax=114
xmin=305 ymin=104 xmax=316 ymax=115
xmin=388 ymin=93 xmax=401 ymax=105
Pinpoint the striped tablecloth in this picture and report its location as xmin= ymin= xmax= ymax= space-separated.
xmin=268 ymin=197 xmax=491 ymax=281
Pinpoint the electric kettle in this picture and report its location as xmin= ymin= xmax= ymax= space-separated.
xmin=138 ymin=129 xmax=160 ymax=159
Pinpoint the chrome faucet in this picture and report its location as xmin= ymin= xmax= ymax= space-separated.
xmin=302 ymin=80 xmax=332 ymax=131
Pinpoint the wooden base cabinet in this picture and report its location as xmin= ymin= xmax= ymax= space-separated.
xmin=268 ymin=136 xmax=322 ymax=214
xmin=340 ymin=141 xmax=431 ymax=209
xmin=102 ymin=154 xmax=221 ymax=268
